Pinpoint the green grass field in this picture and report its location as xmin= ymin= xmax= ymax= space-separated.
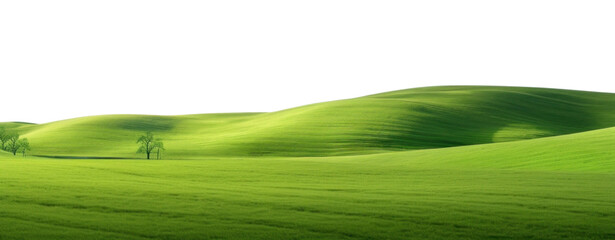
xmin=1 ymin=86 xmax=614 ymax=239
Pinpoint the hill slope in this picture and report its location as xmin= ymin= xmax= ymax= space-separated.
xmin=3 ymin=86 xmax=615 ymax=158
xmin=345 ymin=124 xmax=615 ymax=172
xmin=1 ymin=119 xmax=614 ymax=239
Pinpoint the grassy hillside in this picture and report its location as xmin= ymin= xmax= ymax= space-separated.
xmin=3 ymin=86 xmax=615 ymax=158
xmin=1 ymin=124 xmax=614 ymax=239
xmin=343 ymin=125 xmax=615 ymax=172
xmin=1 ymin=86 xmax=614 ymax=239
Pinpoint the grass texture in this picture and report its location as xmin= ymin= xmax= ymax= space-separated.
xmin=1 ymin=86 xmax=614 ymax=239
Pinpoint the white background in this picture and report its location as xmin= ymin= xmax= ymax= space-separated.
xmin=1 ymin=0 xmax=614 ymax=123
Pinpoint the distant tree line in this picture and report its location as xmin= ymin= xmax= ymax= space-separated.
xmin=0 ymin=128 xmax=31 ymax=156
xmin=2 ymin=128 xmax=163 ymax=159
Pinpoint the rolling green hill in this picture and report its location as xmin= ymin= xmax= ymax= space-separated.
xmin=345 ymin=124 xmax=615 ymax=172
xmin=3 ymin=86 xmax=615 ymax=158
xmin=1 ymin=86 xmax=615 ymax=239
xmin=1 ymin=112 xmax=614 ymax=239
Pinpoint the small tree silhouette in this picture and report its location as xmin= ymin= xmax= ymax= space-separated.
xmin=137 ymin=132 xmax=165 ymax=160
xmin=137 ymin=132 xmax=155 ymax=159
xmin=0 ymin=127 xmax=8 ymax=150
xmin=18 ymin=138 xmax=30 ymax=157
xmin=153 ymin=141 xmax=165 ymax=160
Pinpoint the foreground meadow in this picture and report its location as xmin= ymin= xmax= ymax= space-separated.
xmin=2 ymin=86 xmax=615 ymax=239
xmin=1 ymin=154 xmax=613 ymax=240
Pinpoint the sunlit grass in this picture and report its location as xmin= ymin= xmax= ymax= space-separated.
xmin=1 ymin=86 xmax=615 ymax=239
